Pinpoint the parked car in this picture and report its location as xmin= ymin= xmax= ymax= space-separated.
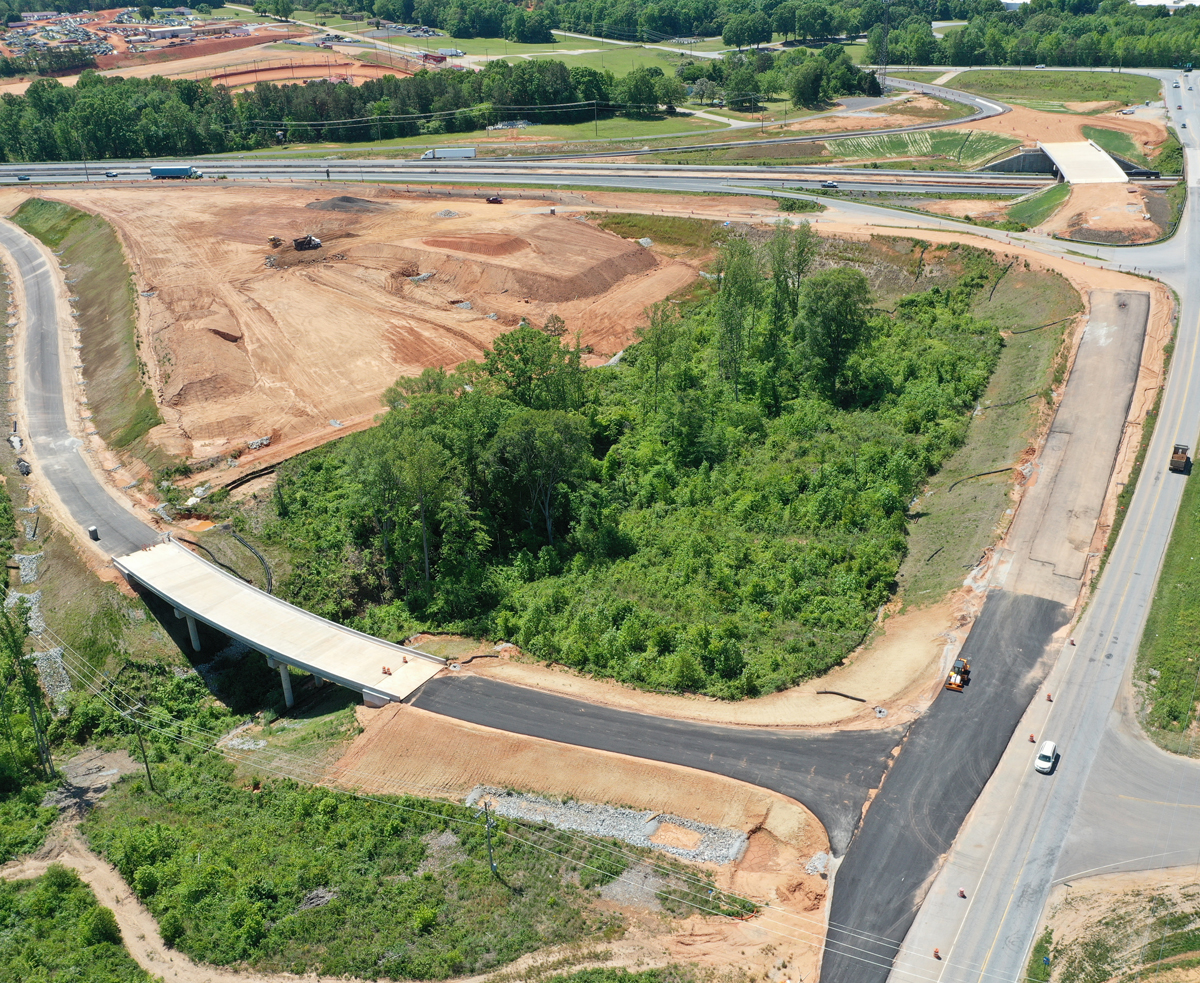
xmin=820 ymin=180 xmax=838 ymax=189
xmin=1034 ymin=740 xmax=1057 ymax=774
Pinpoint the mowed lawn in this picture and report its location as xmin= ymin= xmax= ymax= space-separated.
xmin=951 ymin=70 xmax=1161 ymax=107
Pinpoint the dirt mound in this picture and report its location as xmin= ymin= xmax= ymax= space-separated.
xmin=389 ymin=220 xmax=658 ymax=304
xmin=423 ymin=233 xmax=529 ymax=257
xmin=306 ymin=196 xmax=386 ymax=213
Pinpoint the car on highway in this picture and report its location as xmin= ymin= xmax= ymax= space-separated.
xmin=821 ymin=180 xmax=838 ymax=189
xmin=1179 ymin=105 xmax=1184 ymax=110
xmin=15 ymin=175 xmax=29 ymax=181
xmin=1034 ymin=740 xmax=1057 ymax=774
xmin=104 ymin=170 xmax=117 ymax=178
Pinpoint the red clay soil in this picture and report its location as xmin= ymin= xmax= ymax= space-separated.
xmin=94 ymin=32 xmax=309 ymax=71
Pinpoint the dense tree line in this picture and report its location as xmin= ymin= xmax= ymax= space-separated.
xmin=0 ymin=46 xmax=877 ymax=161
xmin=245 ymin=229 xmax=1005 ymax=699
xmin=878 ymin=0 xmax=1200 ymax=69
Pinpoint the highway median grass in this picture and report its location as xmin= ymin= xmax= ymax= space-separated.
xmin=10 ymin=199 xmax=163 ymax=456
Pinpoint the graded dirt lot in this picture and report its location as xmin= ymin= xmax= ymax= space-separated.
xmin=1039 ymin=182 xmax=1173 ymax=243
xmin=38 ymin=186 xmax=696 ymax=460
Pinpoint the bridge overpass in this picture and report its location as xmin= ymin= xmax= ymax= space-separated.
xmin=1038 ymin=140 xmax=1129 ymax=184
xmin=115 ymin=540 xmax=444 ymax=707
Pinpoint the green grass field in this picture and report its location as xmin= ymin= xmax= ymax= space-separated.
xmin=1007 ymin=183 xmax=1072 ymax=227
xmin=1082 ymin=124 xmax=1147 ymax=164
xmin=888 ymin=71 xmax=945 ymax=83
xmin=426 ymin=35 xmax=630 ymax=57
xmin=241 ymin=111 xmax=727 ymax=158
xmin=951 ymin=70 xmax=1161 ymax=107
xmin=509 ymin=44 xmax=695 ymax=78
xmin=1136 ymin=455 xmax=1200 ymax=743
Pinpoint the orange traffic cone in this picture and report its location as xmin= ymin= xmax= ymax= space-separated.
xmin=1029 ymin=734 xmax=1036 ymax=743
xmin=1046 ymin=693 xmax=1053 ymax=702
xmin=958 ymin=889 xmax=966 ymax=899
xmin=934 ymin=948 xmax=941 ymax=960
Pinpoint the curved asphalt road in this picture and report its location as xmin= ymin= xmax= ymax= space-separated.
xmin=410 ymin=675 xmax=900 ymax=855
xmin=0 ymin=221 xmax=158 ymax=557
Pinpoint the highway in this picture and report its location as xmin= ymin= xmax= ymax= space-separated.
xmin=0 ymin=158 xmax=1051 ymax=198
xmin=7 ymin=62 xmax=1200 ymax=983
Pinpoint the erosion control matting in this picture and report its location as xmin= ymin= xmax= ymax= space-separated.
xmin=820 ymin=590 xmax=1070 ymax=983
xmin=409 ymin=676 xmax=901 ymax=855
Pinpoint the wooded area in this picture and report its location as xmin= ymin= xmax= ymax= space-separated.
xmin=234 ymin=228 xmax=1006 ymax=699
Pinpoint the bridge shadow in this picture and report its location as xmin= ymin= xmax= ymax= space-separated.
xmin=134 ymin=584 xmax=353 ymax=719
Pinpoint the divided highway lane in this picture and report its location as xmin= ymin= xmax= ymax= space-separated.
xmin=0 ymin=159 xmax=1050 ymax=197
xmin=0 ymin=222 xmax=159 ymax=557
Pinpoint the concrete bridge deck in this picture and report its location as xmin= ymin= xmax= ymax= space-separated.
xmin=115 ymin=540 xmax=444 ymax=706
xmin=1038 ymin=140 xmax=1128 ymax=184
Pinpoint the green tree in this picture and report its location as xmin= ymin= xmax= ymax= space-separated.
xmin=488 ymin=410 xmax=591 ymax=545
xmin=636 ymin=301 xmax=679 ymax=413
xmin=483 ymin=324 xmax=583 ymax=411
xmin=790 ymin=58 xmax=826 ymax=107
xmin=137 ymin=4 xmax=155 ymax=20
xmin=796 ymin=267 xmax=872 ymax=402
xmin=619 ymin=67 xmax=661 ymax=115
xmin=399 ymin=430 xmax=452 ymax=583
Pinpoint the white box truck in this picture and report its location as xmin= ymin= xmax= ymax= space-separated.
xmin=419 ymin=147 xmax=476 ymax=160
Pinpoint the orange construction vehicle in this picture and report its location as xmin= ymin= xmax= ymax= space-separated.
xmin=945 ymin=658 xmax=970 ymax=692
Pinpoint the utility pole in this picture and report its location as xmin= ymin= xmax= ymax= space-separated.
xmin=478 ymin=801 xmax=498 ymax=876
xmin=134 ymin=720 xmax=156 ymax=793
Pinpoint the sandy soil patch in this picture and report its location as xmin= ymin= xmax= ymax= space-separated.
xmin=1038 ymin=183 xmax=1168 ymax=243
xmin=329 ymin=702 xmax=831 ymax=981
xmin=948 ymin=103 xmax=1168 ymax=157
xmin=38 ymin=186 xmax=695 ymax=461
xmin=1063 ymin=100 xmax=1121 ymax=113
xmin=917 ymin=198 xmax=1011 ymax=222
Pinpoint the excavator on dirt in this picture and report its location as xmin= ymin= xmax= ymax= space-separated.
xmin=945 ymin=658 xmax=970 ymax=692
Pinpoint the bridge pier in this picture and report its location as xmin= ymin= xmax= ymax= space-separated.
xmin=266 ymin=656 xmax=295 ymax=709
xmin=173 ymin=608 xmax=201 ymax=652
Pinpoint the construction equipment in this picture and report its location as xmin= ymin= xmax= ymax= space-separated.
xmin=1170 ymin=443 xmax=1190 ymax=474
xmin=945 ymin=658 xmax=970 ymax=692
xmin=293 ymin=234 xmax=322 ymax=251
xmin=267 ymin=235 xmax=283 ymax=248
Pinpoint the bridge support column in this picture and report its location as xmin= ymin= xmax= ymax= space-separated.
xmin=279 ymin=663 xmax=294 ymax=709
xmin=173 ymin=608 xmax=200 ymax=652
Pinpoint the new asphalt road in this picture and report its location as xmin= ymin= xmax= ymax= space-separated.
xmin=821 ymin=592 xmax=1070 ymax=982
xmin=410 ymin=675 xmax=901 ymax=856
xmin=0 ymin=221 xmax=157 ymax=557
